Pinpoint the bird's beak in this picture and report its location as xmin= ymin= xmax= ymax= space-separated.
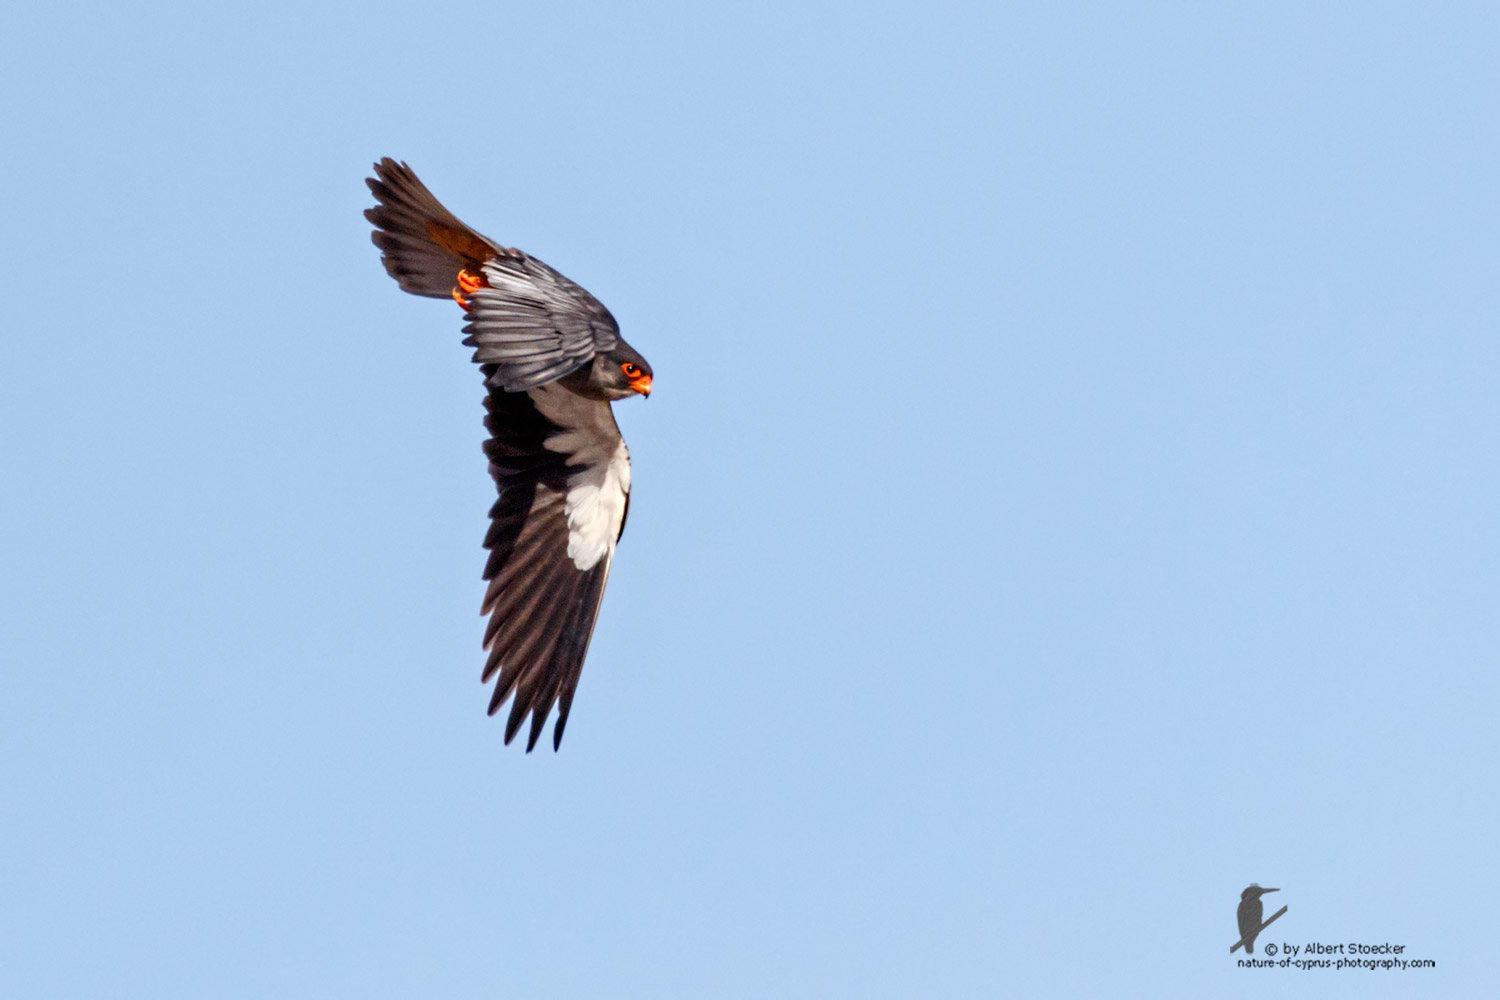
xmin=630 ymin=374 xmax=652 ymax=398
xmin=1261 ymin=888 xmax=1280 ymax=894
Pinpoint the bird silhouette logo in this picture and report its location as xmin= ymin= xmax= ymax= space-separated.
xmin=1231 ymin=884 xmax=1287 ymax=953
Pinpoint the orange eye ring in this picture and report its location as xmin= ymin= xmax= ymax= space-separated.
xmin=621 ymin=363 xmax=640 ymax=377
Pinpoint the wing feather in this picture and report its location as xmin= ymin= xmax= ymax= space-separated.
xmin=475 ymin=376 xmax=628 ymax=750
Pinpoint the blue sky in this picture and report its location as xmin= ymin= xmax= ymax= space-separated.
xmin=2 ymin=2 xmax=1496 ymax=996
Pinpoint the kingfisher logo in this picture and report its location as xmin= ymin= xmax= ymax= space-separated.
xmin=1229 ymin=884 xmax=1436 ymax=971
xmin=1231 ymin=884 xmax=1287 ymax=953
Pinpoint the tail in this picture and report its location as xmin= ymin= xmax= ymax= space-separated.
xmin=1245 ymin=939 xmax=1254 ymax=954
xmin=364 ymin=158 xmax=503 ymax=298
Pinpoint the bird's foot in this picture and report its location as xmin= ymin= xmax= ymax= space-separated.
xmin=451 ymin=268 xmax=486 ymax=310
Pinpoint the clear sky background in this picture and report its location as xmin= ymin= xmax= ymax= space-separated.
xmin=2 ymin=2 xmax=1495 ymax=996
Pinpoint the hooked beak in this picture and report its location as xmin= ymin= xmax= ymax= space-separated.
xmin=630 ymin=374 xmax=652 ymax=398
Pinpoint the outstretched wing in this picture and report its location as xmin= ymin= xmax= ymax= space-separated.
xmin=365 ymin=158 xmax=620 ymax=392
xmin=479 ymin=374 xmax=631 ymax=751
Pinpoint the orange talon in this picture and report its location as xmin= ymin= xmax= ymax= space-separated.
xmin=457 ymin=269 xmax=484 ymax=294
xmin=451 ymin=286 xmax=470 ymax=310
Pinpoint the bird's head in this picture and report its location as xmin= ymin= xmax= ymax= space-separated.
xmin=1241 ymin=885 xmax=1279 ymax=901
xmin=587 ymin=345 xmax=653 ymax=400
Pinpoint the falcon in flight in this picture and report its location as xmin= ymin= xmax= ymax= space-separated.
xmin=365 ymin=158 xmax=652 ymax=751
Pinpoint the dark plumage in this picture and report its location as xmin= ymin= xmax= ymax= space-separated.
xmin=365 ymin=158 xmax=652 ymax=750
xmin=1237 ymin=885 xmax=1279 ymax=953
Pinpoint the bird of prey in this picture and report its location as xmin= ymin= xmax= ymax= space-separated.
xmin=364 ymin=158 xmax=652 ymax=751
xmin=1236 ymin=885 xmax=1279 ymax=954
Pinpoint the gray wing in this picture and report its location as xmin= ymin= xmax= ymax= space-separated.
xmin=462 ymin=251 xmax=620 ymax=392
xmin=478 ymin=375 xmax=631 ymax=751
xmin=365 ymin=158 xmax=620 ymax=392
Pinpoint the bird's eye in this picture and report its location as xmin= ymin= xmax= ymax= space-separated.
xmin=622 ymin=363 xmax=639 ymax=377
